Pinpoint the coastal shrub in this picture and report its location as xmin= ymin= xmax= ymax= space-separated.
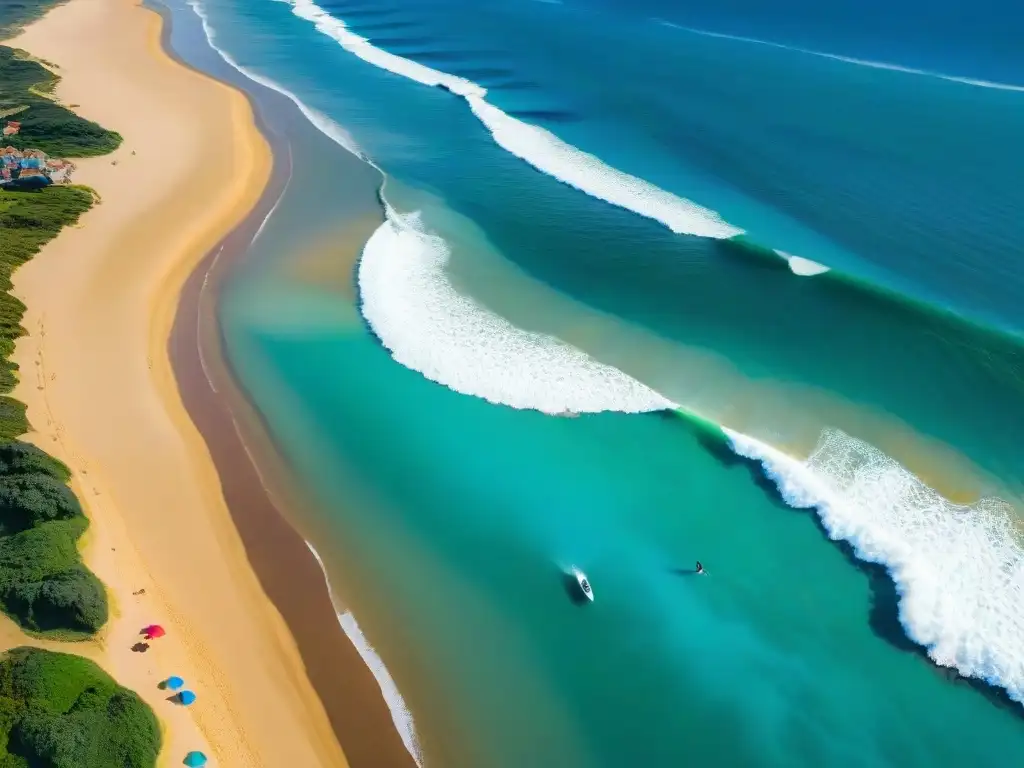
xmin=0 ymin=470 xmax=109 ymax=637
xmin=0 ymin=647 xmax=160 ymax=768
xmin=0 ymin=47 xmax=122 ymax=157
xmin=0 ymin=474 xmax=81 ymax=534
xmin=0 ymin=516 xmax=107 ymax=636
xmin=1 ymin=565 xmax=107 ymax=635
xmin=0 ymin=43 xmax=115 ymax=640
xmin=0 ymin=1 xmax=66 ymax=38
xmin=0 ymin=517 xmax=88 ymax=581
xmin=0 ymin=401 xmax=25 ymax=443
xmin=0 ymin=185 xmax=93 ymax=272
xmin=0 ymin=442 xmax=70 ymax=482
xmin=0 ymin=184 xmax=93 ymax=417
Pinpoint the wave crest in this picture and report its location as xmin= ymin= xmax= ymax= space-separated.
xmin=358 ymin=202 xmax=673 ymax=414
xmin=279 ymin=0 xmax=743 ymax=240
xmin=725 ymin=426 xmax=1024 ymax=704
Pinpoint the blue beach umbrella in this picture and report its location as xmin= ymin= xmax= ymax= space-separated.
xmin=183 ymin=752 xmax=208 ymax=767
xmin=164 ymin=676 xmax=184 ymax=691
xmin=178 ymin=690 xmax=197 ymax=706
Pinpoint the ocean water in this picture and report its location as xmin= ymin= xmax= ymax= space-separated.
xmin=165 ymin=0 xmax=1024 ymax=764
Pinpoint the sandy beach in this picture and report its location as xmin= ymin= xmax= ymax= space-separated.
xmin=5 ymin=0 xmax=350 ymax=764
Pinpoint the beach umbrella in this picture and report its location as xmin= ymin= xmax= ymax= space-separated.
xmin=143 ymin=624 xmax=166 ymax=639
xmin=164 ymin=676 xmax=184 ymax=691
xmin=178 ymin=690 xmax=197 ymax=706
xmin=183 ymin=752 xmax=208 ymax=767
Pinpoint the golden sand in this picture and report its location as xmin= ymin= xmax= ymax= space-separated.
xmin=5 ymin=0 xmax=349 ymax=764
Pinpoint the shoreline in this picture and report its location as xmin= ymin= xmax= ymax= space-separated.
xmin=162 ymin=17 xmax=419 ymax=756
xmin=4 ymin=0 xmax=361 ymax=764
xmin=144 ymin=0 xmax=419 ymax=763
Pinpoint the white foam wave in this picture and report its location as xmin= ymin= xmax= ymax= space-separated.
xmin=278 ymin=0 xmax=743 ymax=239
xmin=187 ymin=0 xmax=365 ymax=158
xmin=282 ymin=0 xmax=484 ymax=97
xmin=658 ymin=21 xmax=1024 ymax=93
xmin=306 ymin=543 xmax=423 ymax=766
xmin=358 ymin=200 xmax=674 ymax=414
xmin=775 ymin=249 xmax=830 ymax=276
xmin=724 ymin=426 xmax=1024 ymax=704
xmin=465 ymin=98 xmax=743 ymax=239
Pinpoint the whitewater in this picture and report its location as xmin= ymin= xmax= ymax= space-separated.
xmin=307 ymin=543 xmax=423 ymax=766
xmin=727 ymin=427 xmax=1024 ymax=705
xmin=276 ymin=0 xmax=743 ymax=240
xmin=193 ymin=0 xmax=1024 ymax=713
xmin=362 ymin=196 xmax=1024 ymax=704
xmin=358 ymin=197 xmax=673 ymax=414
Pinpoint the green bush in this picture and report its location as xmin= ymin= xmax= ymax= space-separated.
xmin=0 ymin=37 xmax=117 ymax=640
xmin=0 ymin=1 xmax=66 ymax=38
xmin=0 ymin=516 xmax=107 ymax=636
xmin=0 ymin=442 xmax=70 ymax=483
xmin=0 ymin=647 xmax=160 ymax=768
xmin=0 ymin=475 xmax=81 ymax=535
xmin=0 ymin=47 xmax=122 ymax=157
xmin=0 ymin=184 xmax=94 ymax=439
xmin=0 ymin=402 xmax=26 ymax=444
xmin=3 ymin=567 xmax=107 ymax=635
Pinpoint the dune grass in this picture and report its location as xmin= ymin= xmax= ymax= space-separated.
xmin=0 ymin=647 xmax=161 ymax=767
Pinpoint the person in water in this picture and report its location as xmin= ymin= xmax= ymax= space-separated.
xmin=695 ymin=561 xmax=705 ymax=575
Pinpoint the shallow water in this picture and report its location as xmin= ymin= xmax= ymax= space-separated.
xmin=163 ymin=0 xmax=1024 ymax=764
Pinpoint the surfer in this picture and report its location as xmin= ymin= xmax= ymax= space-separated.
xmin=695 ymin=561 xmax=705 ymax=575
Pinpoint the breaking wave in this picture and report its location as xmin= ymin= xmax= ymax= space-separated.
xmin=357 ymin=198 xmax=674 ymax=414
xmin=191 ymin=0 xmax=1024 ymax=709
xmin=725 ymin=426 xmax=1024 ymax=705
xmin=775 ymin=249 xmax=830 ymax=276
xmin=277 ymin=0 xmax=743 ymax=239
xmin=306 ymin=543 xmax=423 ymax=766
xmin=187 ymin=0 xmax=364 ymax=157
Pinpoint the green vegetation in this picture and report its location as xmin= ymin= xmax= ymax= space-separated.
xmin=0 ymin=185 xmax=93 ymax=432
xmin=0 ymin=183 xmax=106 ymax=636
xmin=0 ymin=46 xmax=121 ymax=157
xmin=0 ymin=14 xmax=157 ymax=767
xmin=0 ymin=443 xmax=106 ymax=637
xmin=0 ymin=647 xmax=160 ymax=768
xmin=0 ymin=56 xmax=113 ymax=636
xmin=0 ymin=1 xmax=66 ymax=39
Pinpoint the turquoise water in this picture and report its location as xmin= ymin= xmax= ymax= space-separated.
xmin=162 ymin=0 xmax=1024 ymax=764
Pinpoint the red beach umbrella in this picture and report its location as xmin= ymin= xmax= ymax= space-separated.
xmin=142 ymin=624 xmax=166 ymax=639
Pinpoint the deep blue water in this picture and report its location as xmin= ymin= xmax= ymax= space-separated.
xmin=591 ymin=0 xmax=1024 ymax=83
xmin=167 ymin=0 xmax=1024 ymax=764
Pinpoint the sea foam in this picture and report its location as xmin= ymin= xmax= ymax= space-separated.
xmin=775 ymin=250 xmax=830 ymax=276
xmin=279 ymin=0 xmax=743 ymax=239
xmin=195 ymin=0 xmax=1024 ymax=706
xmin=188 ymin=0 xmax=365 ymax=158
xmin=306 ymin=543 xmax=423 ymax=766
xmin=358 ymin=200 xmax=674 ymax=414
xmin=725 ymin=426 xmax=1024 ymax=705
